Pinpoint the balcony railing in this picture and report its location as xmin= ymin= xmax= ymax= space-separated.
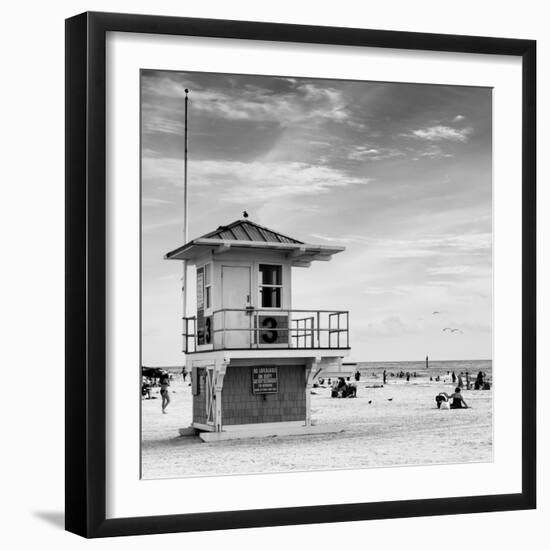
xmin=182 ymin=308 xmax=349 ymax=353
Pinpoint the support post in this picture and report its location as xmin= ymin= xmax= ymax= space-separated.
xmin=305 ymin=357 xmax=320 ymax=426
xmin=214 ymin=358 xmax=228 ymax=432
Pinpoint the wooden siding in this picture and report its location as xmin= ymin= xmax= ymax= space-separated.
xmin=221 ymin=365 xmax=306 ymax=425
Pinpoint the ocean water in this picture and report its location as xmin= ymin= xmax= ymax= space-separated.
xmin=159 ymin=360 xmax=493 ymax=382
xmin=352 ymin=359 xmax=493 ymax=383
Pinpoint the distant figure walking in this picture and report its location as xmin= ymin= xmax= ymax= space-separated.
xmin=383 ymin=369 xmax=387 ymax=384
xmin=406 ymin=372 xmax=410 ymax=382
xmin=160 ymin=371 xmax=171 ymax=414
xmin=457 ymin=373 xmax=464 ymax=390
xmin=181 ymin=366 xmax=188 ymax=382
xmin=452 ymin=371 xmax=457 ymax=384
xmin=426 ymin=355 xmax=429 ymax=368
xmin=354 ymin=369 xmax=361 ymax=382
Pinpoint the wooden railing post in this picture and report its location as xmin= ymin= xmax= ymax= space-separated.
xmin=317 ymin=311 xmax=321 ymax=348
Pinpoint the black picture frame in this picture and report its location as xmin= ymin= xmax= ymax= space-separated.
xmin=65 ymin=11 xmax=536 ymax=538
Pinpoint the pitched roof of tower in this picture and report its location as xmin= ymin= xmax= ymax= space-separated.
xmin=199 ymin=219 xmax=304 ymax=244
xmin=165 ymin=218 xmax=345 ymax=267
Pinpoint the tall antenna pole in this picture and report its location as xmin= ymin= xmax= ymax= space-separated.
xmin=182 ymin=89 xmax=189 ymax=341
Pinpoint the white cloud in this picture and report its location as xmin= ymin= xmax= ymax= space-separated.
xmin=142 ymin=113 xmax=185 ymax=135
xmin=426 ymin=266 xmax=470 ymax=276
xmin=418 ymin=145 xmax=454 ymax=159
xmin=347 ymin=146 xmax=404 ymax=161
xmin=142 ymin=157 xmax=373 ymax=201
xmin=143 ymin=197 xmax=173 ymax=207
xmin=453 ymin=115 xmax=465 ymax=122
xmin=361 ymin=286 xmax=412 ymax=296
xmin=310 ymin=234 xmax=357 ymax=244
xmin=312 ymin=232 xmax=491 ymax=259
xmin=142 ymin=217 xmax=183 ymax=233
xmin=366 ymin=316 xmax=416 ymax=337
xmin=409 ymin=125 xmax=473 ymax=142
xmin=143 ymin=76 xmax=362 ymax=130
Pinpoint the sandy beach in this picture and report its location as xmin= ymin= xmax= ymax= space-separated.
xmin=141 ymin=364 xmax=493 ymax=479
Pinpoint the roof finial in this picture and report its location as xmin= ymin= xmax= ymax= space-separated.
xmin=243 ymin=210 xmax=249 ymax=218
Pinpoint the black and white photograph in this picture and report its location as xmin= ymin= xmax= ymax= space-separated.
xmin=140 ymin=69 xmax=493 ymax=479
xmin=0 ymin=0 xmax=544 ymax=544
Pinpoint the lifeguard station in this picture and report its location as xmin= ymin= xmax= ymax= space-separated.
xmin=165 ymin=218 xmax=352 ymax=441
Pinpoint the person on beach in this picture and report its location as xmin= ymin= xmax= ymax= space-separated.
xmin=457 ymin=373 xmax=464 ymax=389
xmin=181 ymin=366 xmax=188 ymax=382
xmin=452 ymin=371 xmax=456 ymax=384
xmin=160 ymin=371 xmax=171 ymax=414
xmin=406 ymin=372 xmax=410 ymax=382
xmin=141 ymin=377 xmax=151 ymax=399
xmin=475 ymin=370 xmax=484 ymax=390
xmin=449 ymin=387 xmax=469 ymax=409
xmin=354 ymin=369 xmax=361 ymax=382
xmin=436 ymin=388 xmax=469 ymax=409
xmin=383 ymin=370 xmax=387 ymax=384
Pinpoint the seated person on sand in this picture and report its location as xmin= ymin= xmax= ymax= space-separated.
xmin=331 ymin=377 xmax=357 ymax=398
xmin=435 ymin=388 xmax=469 ymax=409
xmin=141 ymin=378 xmax=151 ymax=399
xmin=448 ymin=387 xmax=469 ymax=409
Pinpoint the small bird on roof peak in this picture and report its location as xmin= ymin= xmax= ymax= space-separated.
xmin=243 ymin=211 xmax=249 ymax=218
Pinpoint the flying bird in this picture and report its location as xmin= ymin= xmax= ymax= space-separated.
xmin=387 ymin=398 xmax=393 ymax=401
xmin=432 ymin=311 xmax=440 ymax=315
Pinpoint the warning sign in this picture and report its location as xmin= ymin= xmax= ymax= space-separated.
xmin=252 ymin=367 xmax=279 ymax=394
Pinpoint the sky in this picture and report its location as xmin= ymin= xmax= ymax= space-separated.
xmin=141 ymin=69 xmax=492 ymax=366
